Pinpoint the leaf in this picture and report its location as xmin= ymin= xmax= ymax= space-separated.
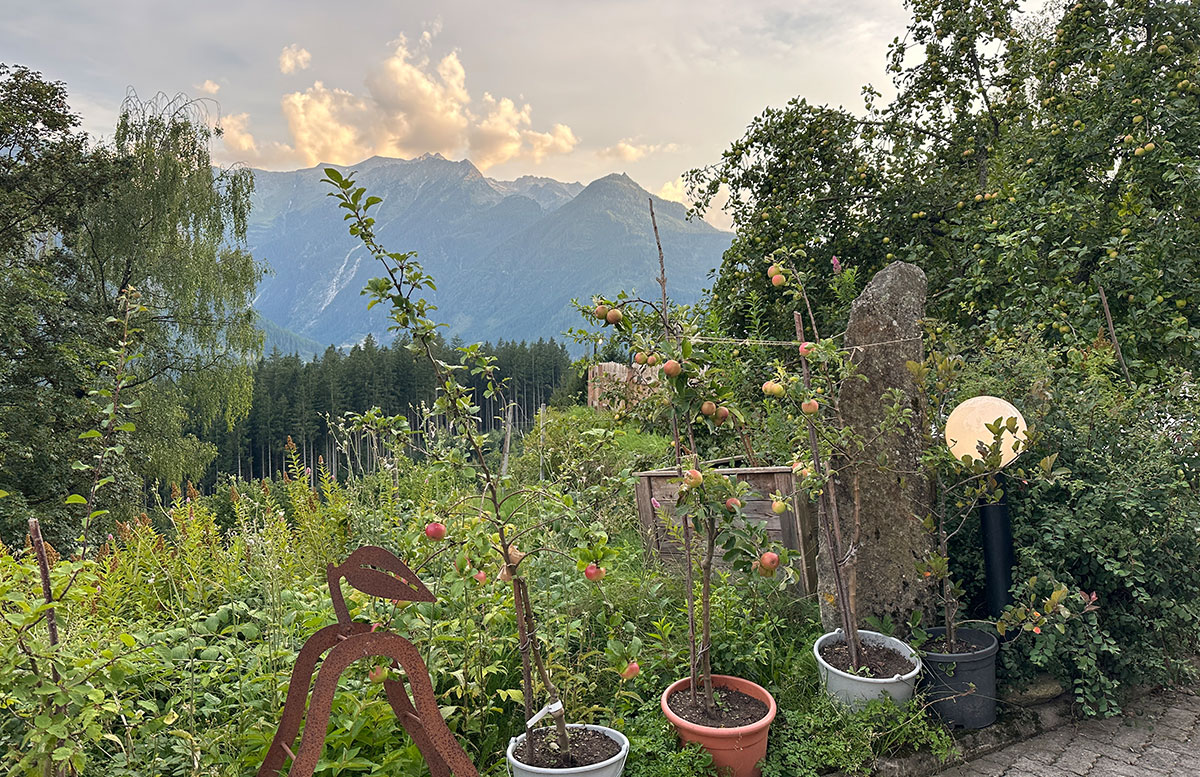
xmin=64 ymin=494 xmax=87 ymax=505
xmin=78 ymin=430 xmax=101 ymax=439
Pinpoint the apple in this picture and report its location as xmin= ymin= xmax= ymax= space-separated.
xmin=369 ymin=665 xmax=388 ymax=684
xmin=801 ymin=399 xmax=820 ymax=415
xmin=620 ymin=661 xmax=641 ymax=680
xmin=473 ymin=569 xmax=488 ymax=584
xmin=715 ymin=406 xmax=730 ymax=424
xmin=798 ymin=341 xmax=815 ymax=357
xmin=771 ymin=500 xmax=788 ymax=515
xmin=770 ymin=274 xmax=786 ymax=287
xmin=683 ymin=469 xmax=703 ymax=488
xmin=634 ymin=352 xmax=648 ymax=365
xmin=766 ymin=264 xmax=781 ymax=277
xmin=760 ymin=551 xmax=780 ymax=571
xmin=646 ymin=354 xmax=658 ymax=366
xmin=663 ymin=359 xmax=682 ymax=378
xmin=762 ymin=380 xmax=785 ymax=398
xmin=606 ymin=308 xmax=623 ymax=325
xmin=725 ymin=497 xmax=743 ymax=512
xmin=584 ymin=563 xmax=606 ymax=581
xmin=594 ymin=304 xmax=610 ymax=320
xmin=424 ymin=522 xmax=447 ymax=541
xmin=756 ymin=561 xmax=776 ymax=577
xmin=701 ymin=401 xmax=717 ymax=416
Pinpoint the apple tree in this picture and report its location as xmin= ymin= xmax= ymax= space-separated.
xmin=688 ymin=0 xmax=1200 ymax=380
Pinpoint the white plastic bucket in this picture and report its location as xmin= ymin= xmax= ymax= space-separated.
xmin=506 ymin=724 xmax=629 ymax=777
xmin=814 ymin=629 xmax=922 ymax=708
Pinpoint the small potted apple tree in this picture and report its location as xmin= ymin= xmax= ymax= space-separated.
xmin=909 ymin=350 xmax=1087 ymax=729
xmin=580 ymin=210 xmax=793 ymax=777
xmin=326 ymin=169 xmax=630 ymax=777
xmin=760 ymin=255 xmax=923 ymax=707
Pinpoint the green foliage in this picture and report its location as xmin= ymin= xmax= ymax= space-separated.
xmin=939 ymin=327 xmax=1200 ymax=715
xmin=0 ymin=69 xmax=263 ymax=548
xmin=693 ymin=0 xmax=1200 ymax=379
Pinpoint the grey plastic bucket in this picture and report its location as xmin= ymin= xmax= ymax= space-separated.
xmin=920 ymin=627 xmax=999 ymax=729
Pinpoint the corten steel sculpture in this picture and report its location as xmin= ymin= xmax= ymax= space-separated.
xmin=258 ymin=546 xmax=478 ymax=777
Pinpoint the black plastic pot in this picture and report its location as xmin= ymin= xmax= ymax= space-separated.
xmin=920 ymin=627 xmax=999 ymax=729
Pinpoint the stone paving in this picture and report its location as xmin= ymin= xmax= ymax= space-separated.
xmin=936 ymin=686 xmax=1200 ymax=776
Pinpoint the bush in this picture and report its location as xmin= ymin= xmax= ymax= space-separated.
xmin=946 ymin=329 xmax=1200 ymax=715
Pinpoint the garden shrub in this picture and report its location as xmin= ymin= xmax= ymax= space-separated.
xmin=946 ymin=328 xmax=1200 ymax=715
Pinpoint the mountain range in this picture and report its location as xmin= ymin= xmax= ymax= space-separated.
xmin=245 ymin=154 xmax=732 ymax=356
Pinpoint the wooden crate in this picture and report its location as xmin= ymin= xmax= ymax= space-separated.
xmin=633 ymin=466 xmax=818 ymax=596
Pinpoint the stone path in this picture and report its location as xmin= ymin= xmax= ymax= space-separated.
xmin=937 ymin=686 xmax=1200 ymax=776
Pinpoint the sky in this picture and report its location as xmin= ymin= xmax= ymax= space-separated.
xmin=1 ymin=1 xmax=914 ymax=227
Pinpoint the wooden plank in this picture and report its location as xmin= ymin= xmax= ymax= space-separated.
xmin=634 ymin=474 xmax=659 ymax=558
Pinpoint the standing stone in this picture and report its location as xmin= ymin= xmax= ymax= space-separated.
xmin=816 ymin=261 xmax=935 ymax=633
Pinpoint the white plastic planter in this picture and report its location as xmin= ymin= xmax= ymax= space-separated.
xmin=814 ymin=629 xmax=922 ymax=708
xmin=506 ymin=724 xmax=629 ymax=777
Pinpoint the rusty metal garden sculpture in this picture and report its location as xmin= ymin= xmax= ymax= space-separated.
xmin=258 ymin=546 xmax=478 ymax=777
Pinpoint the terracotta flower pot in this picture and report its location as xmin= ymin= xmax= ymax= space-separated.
xmin=660 ymin=674 xmax=777 ymax=777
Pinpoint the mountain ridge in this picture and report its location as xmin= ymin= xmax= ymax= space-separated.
xmin=245 ymin=154 xmax=730 ymax=351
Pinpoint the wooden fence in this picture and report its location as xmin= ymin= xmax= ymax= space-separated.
xmin=586 ymin=361 xmax=658 ymax=410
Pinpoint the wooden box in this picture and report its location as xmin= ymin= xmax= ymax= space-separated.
xmin=633 ymin=466 xmax=818 ymax=596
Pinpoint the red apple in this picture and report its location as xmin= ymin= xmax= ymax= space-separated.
xmin=757 ymin=562 xmax=777 ymax=577
xmin=683 ymin=469 xmax=703 ymax=488
xmin=771 ymin=500 xmax=788 ymax=515
xmin=606 ymin=308 xmax=623 ymax=325
xmin=801 ymin=399 xmax=820 ymax=415
xmin=633 ymin=351 xmax=648 ymax=365
xmin=620 ymin=661 xmax=641 ymax=680
xmin=771 ymin=274 xmax=786 ymax=287
xmin=473 ymin=569 xmax=488 ymax=584
xmin=584 ymin=563 xmax=606 ymax=581
xmin=646 ymin=354 xmax=659 ymax=366
xmin=760 ymin=551 xmax=780 ymax=570
xmin=424 ymin=522 xmax=447 ymax=541
xmin=594 ymin=304 xmax=610 ymax=320
xmin=715 ymin=406 xmax=730 ymax=424
xmin=701 ymin=401 xmax=717 ymax=416
xmin=767 ymin=264 xmax=781 ymax=277
xmin=725 ymin=497 xmax=743 ymax=512
xmin=663 ymin=359 xmax=682 ymax=378
xmin=369 ymin=665 xmax=388 ymax=684
xmin=799 ymin=341 xmax=815 ymax=357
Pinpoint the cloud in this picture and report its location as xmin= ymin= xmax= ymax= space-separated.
xmin=656 ymin=177 xmax=687 ymax=203
xmin=216 ymin=112 xmax=299 ymax=169
xmin=279 ymin=44 xmax=312 ymax=74
xmin=599 ymin=138 xmax=679 ymax=162
xmin=219 ymin=113 xmax=257 ymax=153
xmin=657 ymin=176 xmax=733 ymax=231
xmin=195 ymin=79 xmax=220 ymax=95
xmin=229 ymin=37 xmax=578 ymax=170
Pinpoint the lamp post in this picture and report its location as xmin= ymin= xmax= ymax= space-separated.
xmin=945 ymin=396 xmax=1027 ymax=618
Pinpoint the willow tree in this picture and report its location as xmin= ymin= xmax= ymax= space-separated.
xmin=0 ymin=71 xmax=262 ymax=547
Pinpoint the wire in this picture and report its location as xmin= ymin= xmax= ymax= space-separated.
xmin=689 ymin=335 xmax=923 ymax=350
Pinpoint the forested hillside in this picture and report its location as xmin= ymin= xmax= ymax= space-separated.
xmin=194 ymin=336 xmax=575 ymax=486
